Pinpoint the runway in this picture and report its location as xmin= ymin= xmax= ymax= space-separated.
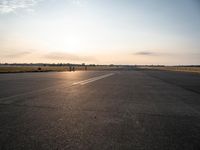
xmin=0 ymin=70 xmax=200 ymax=149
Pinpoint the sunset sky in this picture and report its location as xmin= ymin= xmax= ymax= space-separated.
xmin=0 ymin=0 xmax=200 ymax=65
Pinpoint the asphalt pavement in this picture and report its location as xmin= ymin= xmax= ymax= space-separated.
xmin=0 ymin=70 xmax=200 ymax=150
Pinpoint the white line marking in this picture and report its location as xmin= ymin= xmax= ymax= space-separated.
xmin=72 ymin=73 xmax=114 ymax=85
xmin=0 ymin=73 xmax=114 ymax=104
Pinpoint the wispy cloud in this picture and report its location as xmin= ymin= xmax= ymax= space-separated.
xmin=45 ymin=52 xmax=81 ymax=60
xmin=72 ymin=0 xmax=87 ymax=7
xmin=4 ymin=51 xmax=32 ymax=57
xmin=0 ymin=0 xmax=87 ymax=14
xmin=44 ymin=52 xmax=95 ymax=62
xmin=0 ymin=0 xmax=39 ymax=14
xmin=134 ymin=51 xmax=156 ymax=56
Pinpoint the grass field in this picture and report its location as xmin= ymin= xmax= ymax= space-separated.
xmin=1 ymin=65 xmax=200 ymax=74
xmin=0 ymin=65 xmax=124 ymax=73
xmin=139 ymin=66 xmax=200 ymax=74
xmin=0 ymin=66 xmax=67 ymax=73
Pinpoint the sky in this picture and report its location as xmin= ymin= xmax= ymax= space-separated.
xmin=0 ymin=0 xmax=200 ymax=65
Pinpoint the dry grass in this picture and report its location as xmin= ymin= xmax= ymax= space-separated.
xmin=0 ymin=65 xmax=122 ymax=73
xmin=139 ymin=66 xmax=200 ymax=74
xmin=0 ymin=66 xmax=67 ymax=73
xmin=1 ymin=66 xmax=199 ymax=74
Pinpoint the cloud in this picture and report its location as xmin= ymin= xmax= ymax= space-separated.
xmin=44 ymin=52 xmax=95 ymax=62
xmin=72 ymin=0 xmax=87 ymax=7
xmin=0 ymin=0 xmax=39 ymax=14
xmin=4 ymin=51 xmax=32 ymax=57
xmin=134 ymin=51 xmax=155 ymax=56
xmin=45 ymin=52 xmax=81 ymax=60
xmin=0 ymin=0 xmax=87 ymax=14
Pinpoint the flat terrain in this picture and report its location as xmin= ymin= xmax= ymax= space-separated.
xmin=0 ymin=66 xmax=67 ymax=73
xmin=0 ymin=65 xmax=123 ymax=73
xmin=139 ymin=66 xmax=200 ymax=74
xmin=0 ymin=69 xmax=200 ymax=150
